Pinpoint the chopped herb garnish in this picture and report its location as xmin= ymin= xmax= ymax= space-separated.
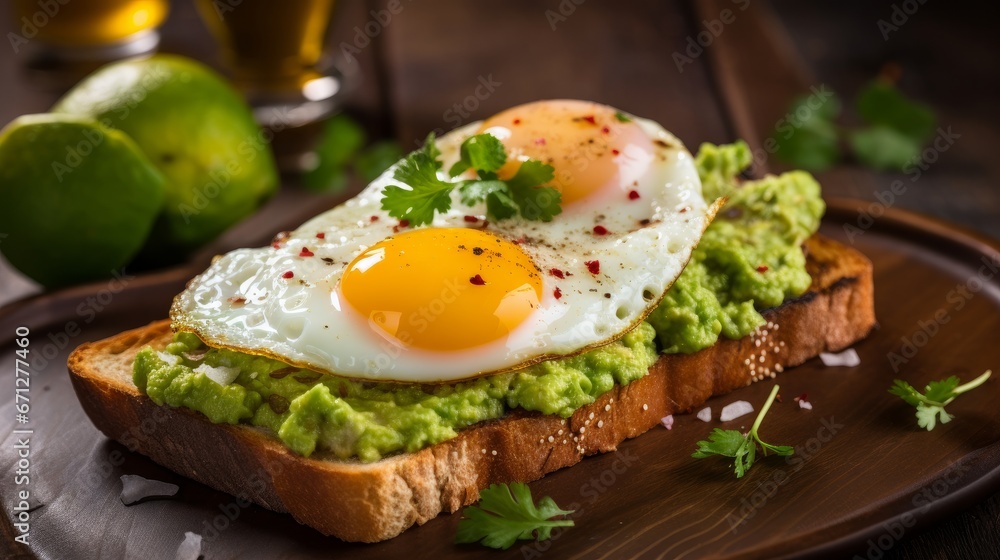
xmin=890 ymin=370 xmax=991 ymax=431
xmin=692 ymin=385 xmax=794 ymax=478
xmin=772 ymin=74 xmax=937 ymax=172
xmin=614 ymin=111 xmax=632 ymax=123
xmin=381 ymin=133 xmax=561 ymax=226
xmin=456 ymin=482 xmax=574 ymax=550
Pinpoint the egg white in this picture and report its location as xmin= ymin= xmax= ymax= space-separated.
xmin=171 ymin=117 xmax=714 ymax=382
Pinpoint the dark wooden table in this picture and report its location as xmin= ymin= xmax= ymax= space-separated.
xmin=1 ymin=1 xmax=998 ymax=558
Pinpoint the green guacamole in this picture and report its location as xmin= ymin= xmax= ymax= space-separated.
xmin=133 ymin=142 xmax=825 ymax=462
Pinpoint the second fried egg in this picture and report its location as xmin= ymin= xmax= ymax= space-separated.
xmin=171 ymin=100 xmax=716 ymax=382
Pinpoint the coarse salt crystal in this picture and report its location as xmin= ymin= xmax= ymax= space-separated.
xmin=175 ymin=532 xmax=202 ymax=560
xmin=820 ymin=348 xmax=860 ymax=367
xmin=119 ymin=474 xmax=179 ymax=505
xmin=156 ymin=351 xmax=180 ymax=366
xmin=696 ymin=407 xmax=711 ymax=422
xmin=660 ymin=415 xmax=674 ymax=430
xmin=195 ymin=363 xmax=240 ymax=386
xmin=720 ymin=400 xmax=754 ymax=422
xmin=799 ymin=400 xmax=813 ymax=410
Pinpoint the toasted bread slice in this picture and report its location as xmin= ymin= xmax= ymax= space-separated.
xmin=67 ymin=234 xmax=874 ymax=543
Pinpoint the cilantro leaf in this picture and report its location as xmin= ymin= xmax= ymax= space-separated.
xmin=355 ymin=140 xmax=404 ymax=183
xmin=506 ymin=160 xmax=561 ymax=222
xmin=459 ymin=180 xmax=520 ymax=220
xmin=418 ymin=132 xmax=442 ymax=168
xmin=455 ymin=483 xmax=574 ymax=549
xmin=924 ymin=376 xmax=962 ymax=403
xmin=450 ymin=134 xmax=507 ymax=177
xmin=614 ymin=111 xmax=632 ymax=123
xmin=692 ymin=385 xmax=794 ymax=478
xmin=303 ymin=114 xmax=366 ymax=192
xmin=381 ymin=147 xmax=454 ymax=226
xmin=771 ymin=78 xmax=937 ymax=173
xmin=890 ymin=371 xmax=990 ymax=431
xmin=692 ymin=428 xmax=747 ymax=459
xmin=381 ymin=133 xmax=562 ymax=225
xmin=771 ymin=92 xmax=842 ymax=172
xmin=849 ymin=126 xmax=921 ymax=171
xmin=855 ymin=80 xmax=936 ymax=143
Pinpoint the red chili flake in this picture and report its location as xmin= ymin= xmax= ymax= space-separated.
xmin=271 ymin=242 xmax=281 ymax=249
xmin=470 ymin=274 xmax=486 ymax=286
xmin=463 ymin=215 xmax=479 ymax=223
xmin=513 ymin=235 xmax=527 ymax=244
xmin=315 ymin=232 xmax=325 ymax=239
xmin=585 ymin=260 xmax=600 ymax=274
xmin=593 ymin=225 xmax=609 ymax=236
xmin=756 ymin=264 xmax=769 ymax=273
xmin=628 ymin=190 xmax=640 ymax=200
xmin=775 ymin=393 xmax=783 ymax=403
xmin=581 ymin=115 xmax=596 ymax=125
xmin=399 ymin=219 xmax=410 ymax=228
xmin=534 ymin=137 xmax=547 ymax=146
xmin=601 ymin=126 xmax=610 ymax=134
xmin=299 ymin=247 xmax=315 ymax=257
xmin=480 ymin=220 xmax=490 ymax=229
xmin=282 ymin=271 xmax=294 ymax=279
xmin=553 ymin=287 xmax=563 ymax=300
xmin=795 ymin=392 xmax=809 ymax=402
xmin=370 ymin=215 xmax=379 ymax=222
xmin=513 ymin=118 xmax=521 ymax=125
xmin=549 ymin=268 xmax=565 ymax=279
xmin=611 ymin=149 xmax=620 ymax=156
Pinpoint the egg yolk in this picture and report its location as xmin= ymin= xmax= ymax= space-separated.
xmin=477 ymin=99 xmax=655 ymax=205
xmin=339 ymin=228 xmax=542 ymax=352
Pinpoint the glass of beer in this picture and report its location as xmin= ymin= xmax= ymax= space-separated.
xmin=195 ymin=0 xmax=347 ymax=130
xmin=12 ymin=0 xmax=167 ymax=63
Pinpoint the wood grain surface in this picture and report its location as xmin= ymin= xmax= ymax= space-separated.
xmin=1 ymin=1 xmax=998 ymax=558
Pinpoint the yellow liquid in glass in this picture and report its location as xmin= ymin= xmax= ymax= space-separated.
xmin=14 ymin=0 xmax=168 ymax=46
xmin=195 ymin=0 xmax=335 ymax=91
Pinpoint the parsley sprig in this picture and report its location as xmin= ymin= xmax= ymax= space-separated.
xmin=380 ymin=133 xmax=561 ymax=226
xmin=692 ymin=385 xmax=794 ymax=478
xmin=890 ymin=370 xmax=992 ymax=431
xmin=455 ymin=482 xmax=574 ymax=550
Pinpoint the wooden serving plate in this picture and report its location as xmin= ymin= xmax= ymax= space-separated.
xmin=2 ymin=199 xmax=999 ymax=559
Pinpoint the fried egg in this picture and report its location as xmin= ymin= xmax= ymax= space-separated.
xmin=171 ymin=100 xmax=716 ymax=382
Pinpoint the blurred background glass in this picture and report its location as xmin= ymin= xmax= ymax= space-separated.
xmin=14 ymin=0 xmax=167 ymax=78
xmin=194 ymin=0 xmax=347 ymax=138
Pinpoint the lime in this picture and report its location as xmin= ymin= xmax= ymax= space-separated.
xmin=52 ymin=54 xmax=279 ymax=257
xmin=0 ymin=114 xmax=166 ymax=288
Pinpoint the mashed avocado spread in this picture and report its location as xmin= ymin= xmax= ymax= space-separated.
xmin=133 ymin=142 xmax=825 ymax=462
